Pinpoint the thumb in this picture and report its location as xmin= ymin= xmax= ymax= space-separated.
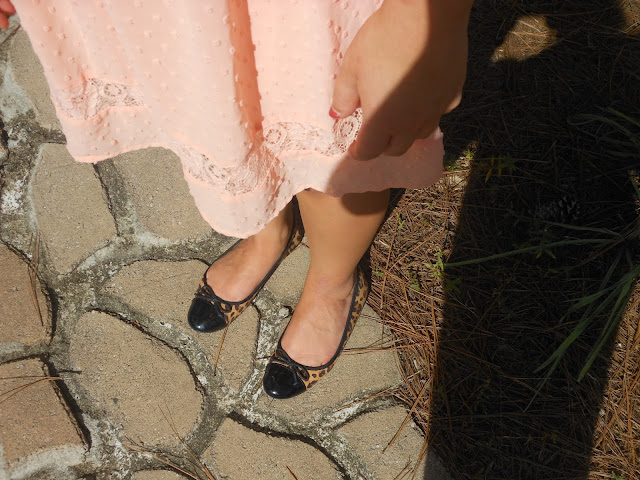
xmin=330 ymin=61 xmax=360 ymax=119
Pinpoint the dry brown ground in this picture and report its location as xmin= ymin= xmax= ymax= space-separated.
xmin=368 ymin=1 xmax=640 ymax=479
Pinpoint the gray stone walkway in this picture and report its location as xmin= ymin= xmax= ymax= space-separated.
xmin=0 ymin=19 xmax=451 ymax=480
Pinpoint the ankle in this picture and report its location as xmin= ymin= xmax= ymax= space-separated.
xmin=254 ymin=206 xmax=293 ymax=244
xmin=304 ymin=268 xmax=356 ymax=299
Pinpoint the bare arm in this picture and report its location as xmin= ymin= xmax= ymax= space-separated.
xmin=331 ymin=0 xmax=474 ymax=160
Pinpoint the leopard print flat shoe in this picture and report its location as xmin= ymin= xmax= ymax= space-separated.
xmin=187 ymin=215 xmax=305 ymax=333
xmin=262 ymin=264 xmax=370 ymax=399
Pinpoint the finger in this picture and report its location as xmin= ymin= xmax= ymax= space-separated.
xmin=348 ymin=122 xmax=391 ymax=160
xmin=384 ymin=134 xmax=415 ymax=157
xmin=330 ymin=57 xmax=360 ymax=120
xmin=0 ymin=0 xmax=16 ymax=15
xmin=0 ymin=15 xmax=8 ymax=29
xmin=416 ymin=121 xmax=439 ymax=139
xmin=445 ymin=92 xmax=462 ymax=113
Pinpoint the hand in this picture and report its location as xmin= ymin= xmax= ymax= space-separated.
xmin=0 ymin=0 xmax=16 ymax=29
xmin=331 ymin=0 xmax=473 ymax=160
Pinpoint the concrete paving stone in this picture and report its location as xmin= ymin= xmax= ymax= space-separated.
xmin=6 ymin=29 xmax=62 ymax=130
xmin=112 ymin=148 xmax=212 ymax=241
xmin=134 ymin=470 xmax=190 ymax=480
xmin=265 ymin=245 xmax=310 ymax=305
xmin=68 ymin=311 xmax=202 ymax=446
xmin=31 ymin=144 xmax=116 ymax=273
xmin=205 ymin=418 xmax=342 ymax=480
xmin=0 ymin=359 xmax=85 ymax=469
xmin=180 ymin=306 xmax=259 ymax=393
xmin=339 ymin=406 xmax=451 ymax=480
xmin=257 ymin=305 xmax=402 ymax=420
xmin=105 ymin=260 xmax=203 ymax=326
xmin=106 ymin=259 xmax=259 ymax=391
xmin=0 ymin=244 xmax=51 ymax=345
xmin=6 ymin=449 xmax=87 ymax=480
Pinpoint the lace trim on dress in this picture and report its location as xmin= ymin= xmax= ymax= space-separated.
xmin=52 ymin=79 xmax=362 ymax=196
xmin=52 ymin=79 xmax=143 ymax=120
xmin=263 ymin=109 xmax=362 ymax=157
xmin=181 ymin=110 xmax=362 ymax=196
xmin=176 ymin=142 xmax=279 ymax=197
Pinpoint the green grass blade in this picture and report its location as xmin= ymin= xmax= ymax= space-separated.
xmin=444 ymin=238 xmax=610 ymax=268
xmin=539 ymin=221 xmax=621 ymax=237
xmin=577 ymin=299 xmax=628 ymax=382
xmin=563 ymin=285 xmax=615 ymax=315
xmin=605 ymin=107 xmax=640 ymax=129
xmin=534 ymin=261 xmax=626 ymax=373
xmin=571 ymin=113 xmax=636 ymax=140
xmin=577 ymin=267 xmax=639 ymax=380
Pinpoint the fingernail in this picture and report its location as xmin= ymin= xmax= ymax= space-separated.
xmin=329 ymin=107 xmax=341 ymax=119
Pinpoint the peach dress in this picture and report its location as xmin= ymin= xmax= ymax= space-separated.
xmin=14 ymin=0 xmax=444 ymax=237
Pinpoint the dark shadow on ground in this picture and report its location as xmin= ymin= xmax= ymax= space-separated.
xmin=429 ymin=1 xmax=640 ymax=478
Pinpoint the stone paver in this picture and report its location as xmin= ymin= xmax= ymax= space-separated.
xmin=105 ymin=259 xmax=260 ymax=391
xmin=4 ymin=29 xmax=61 ymax=130
xmin=31 ymin=144 xmax=116 ymax=273
xmin=112 ymin=148 xmax=212 ymax=241
xmin=105 ymin=259 xmax=203 ymax=325
xmin=0 ymin=359 xmax=84 ymax=468
xmin=69 ymin=311 xmax=202 ymax=446
xmin=206 ymin=418 xmax=342 ymax=480
xmin=183 ymin=306 xmax=259 ymax=392
xmin=0 ymin=244 xmax=51 ymax=345
xmin=0 ymin=17 xmax=452 ymax=480
xmin=134 ymin=470 xmax=189 ymax=480
xmin=340 ymin=406 xmax=451 ymax=480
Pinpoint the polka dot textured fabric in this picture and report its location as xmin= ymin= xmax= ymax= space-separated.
xmin=15 ymin=0 xmax=444 ymax=237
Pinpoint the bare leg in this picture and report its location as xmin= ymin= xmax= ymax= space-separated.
xmin=282 ymin=188 xmax=390 ymax=366
xmin=206 ymin=203 xmax=293 ymax=301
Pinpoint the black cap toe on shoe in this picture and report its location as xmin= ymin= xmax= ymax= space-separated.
xmin=263 ymin=363 xmax=306 ymax=399
xmin=187 ymin=297 xmax=227 ymax=333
